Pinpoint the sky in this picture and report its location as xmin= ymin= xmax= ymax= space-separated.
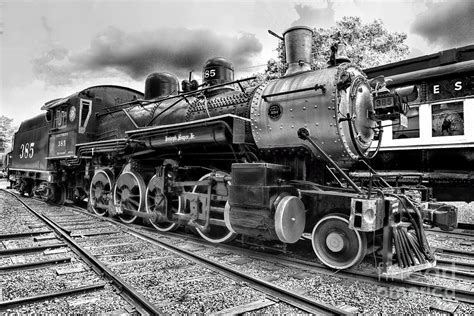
xmin=1 ymin=0 xmax=473 ymax=125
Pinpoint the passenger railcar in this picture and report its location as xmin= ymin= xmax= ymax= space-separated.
xmin=8 ymin=26 xmax=457 ymax=276
xmin=354 ymin=45 xmax=474 ymax=201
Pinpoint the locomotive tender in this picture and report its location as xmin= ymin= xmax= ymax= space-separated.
xmin=8 ymin=26 xmax=457 ymax=275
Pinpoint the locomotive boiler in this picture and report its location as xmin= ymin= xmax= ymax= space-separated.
xmin=8 ymin=26 xmax=457 ymax=275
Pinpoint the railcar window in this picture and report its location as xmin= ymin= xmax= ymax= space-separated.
xmin=392 ymin=107 xmax=420 ymax=139
xmin=432 ymin=101 xmax=464 ymax=137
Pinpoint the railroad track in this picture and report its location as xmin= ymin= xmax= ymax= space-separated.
xmin=66 ymin=201 xmax=474 ymax=309
xmin=0 ymin=189 xmax=160 ymax=314
xmin=65 ymin=204 xmax=474 ymax=312
xmin=1 ymin=189 xmax=347 ymax=314
xmin=3 ymin=189 xmax=473 ymax=313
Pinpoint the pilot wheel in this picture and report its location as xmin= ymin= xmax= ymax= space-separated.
xmin=312 ymin=213 xmax=367 ymax=269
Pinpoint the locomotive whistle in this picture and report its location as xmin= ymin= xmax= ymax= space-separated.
xmin=268 ymin=29 xmax=283 ymax=41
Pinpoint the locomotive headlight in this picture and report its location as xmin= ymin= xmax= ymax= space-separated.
xmin=69 ymin=106 xmax=76 ymax=122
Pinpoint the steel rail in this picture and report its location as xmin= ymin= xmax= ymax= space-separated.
xmin=426 ymin=228 xmax=474 ymax=238
xmin=436 ymin=258 xmax=474 ymax=271
xmin=2 ymin=190 xmax=162 ymax=316
xmin=435 ymin=247 xmax=474 ymax=258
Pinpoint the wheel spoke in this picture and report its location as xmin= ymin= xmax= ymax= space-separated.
xmin=90 ymin=170 xmax=113 ymax=216
xmin=127 ymin=198 xmax=140 ymax=207
xmin=114 ymin=171 xmax=146 ymax=224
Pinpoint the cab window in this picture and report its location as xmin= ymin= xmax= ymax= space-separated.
xmin=79 ymin=99 xmax=92 ymax=133
xmin=52 ymin=107 xmax=68 ymax=129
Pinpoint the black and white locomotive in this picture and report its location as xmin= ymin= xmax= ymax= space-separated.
xmin=7 ymin=26 xmax=457 ymax=275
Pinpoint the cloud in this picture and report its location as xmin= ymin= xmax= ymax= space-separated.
xmin=291 ymin=2 xmax=335 ymax=28
xmin=411 ymin=0 xmax=474 ymax=48
xmin=31 ymin=47 xmax=73 ymax=85
xmin=31 ymin=26 xmax=263 ymax=86
xmin=41 ymin=16 xmax=52 ymax=36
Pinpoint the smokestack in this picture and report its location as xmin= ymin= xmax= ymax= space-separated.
xmin=283 ymin=26 xmax=313 ymax=76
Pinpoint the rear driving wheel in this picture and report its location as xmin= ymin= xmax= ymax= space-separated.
xmin=114 ymin=171 xmax=146 ymax=224
xmin=145 ymin=174 xmax=183 ymax=232
xmin=312 ymin=214 xmax=367 ymax=269
xmin=90 ymin=169 xmax=114 ymax=216
xmin=192 ymin=172 xmax=237 ymax=243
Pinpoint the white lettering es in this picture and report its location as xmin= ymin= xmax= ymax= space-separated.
xmin=454 ymin=81 xmax=462 ymax=91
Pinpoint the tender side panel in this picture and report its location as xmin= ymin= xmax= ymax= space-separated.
xmin=10 ymin=114 xmax=50 ymax=171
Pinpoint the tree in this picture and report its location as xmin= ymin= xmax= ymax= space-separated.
xmin=0 ymin=115 xmax=17 ymax=153
xmin=265 ymin=16 xmax=410 ymax=78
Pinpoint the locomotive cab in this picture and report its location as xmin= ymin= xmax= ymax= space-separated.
xmin=43 ymin=96 xmax=93 ymax=158
xmin=42 ymin=85 xmax=144 ymax=159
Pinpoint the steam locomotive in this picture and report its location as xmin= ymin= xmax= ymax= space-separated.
xmin=7 ymin=26 xmax=457 ymax=275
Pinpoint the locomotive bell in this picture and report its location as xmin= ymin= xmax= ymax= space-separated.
xmin=144 ymin=72 xmax=179 ymax=100
xmin=329 ymin=42 xmax=351 ymax=66
xmin=283 ymin=26 xmax=313 ymax=76
xmin=203 ymin=57 xmax=234 ymax=86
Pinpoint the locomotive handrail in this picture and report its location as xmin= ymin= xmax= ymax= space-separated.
xmin=262 ymin=84 xmax=326 ymax=101
xmin=125 ymin=114 xmax=250 ymax=135
xmin=96 ymin=76 xmax=257 ymax=118
xmin=358 ymin=159 xmax=392 ymax=188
